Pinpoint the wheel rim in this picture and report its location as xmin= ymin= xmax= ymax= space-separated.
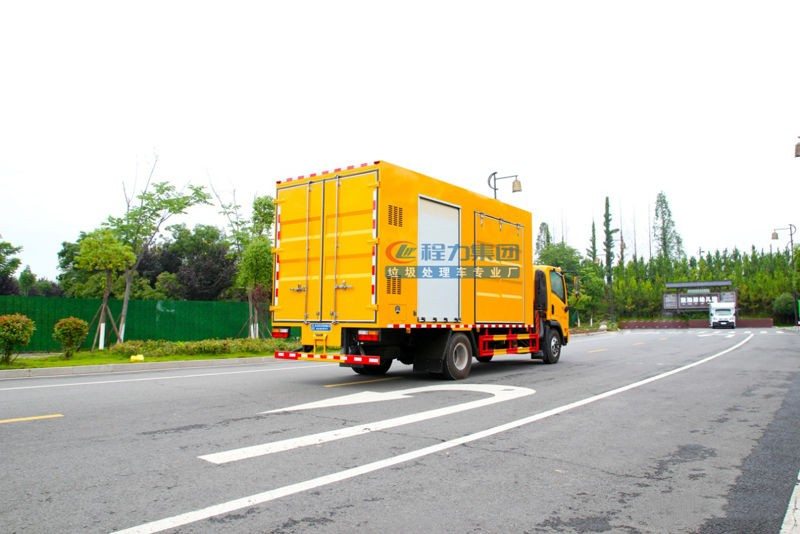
xmin=454 ymin=343 xmax=469 ymax=370
xmin=550 ymin=336 xmax=560 ymax=358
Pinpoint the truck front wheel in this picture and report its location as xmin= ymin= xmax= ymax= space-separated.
xmin=542 ymin=328 xmax=561 ymax=364
xmin=442 ymin=333 xmax=472 ymax=380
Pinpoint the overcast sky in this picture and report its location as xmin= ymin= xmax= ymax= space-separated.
xmin=2 ymin=1 xmax=799 ymax=282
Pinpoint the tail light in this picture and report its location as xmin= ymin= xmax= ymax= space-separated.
xmin=357 ymin=329 xmax=380 ymax=342
xmin=272 ymin=328 xmax=290 ymax=339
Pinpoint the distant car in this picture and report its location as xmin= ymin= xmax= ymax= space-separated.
xmin=709 ymin=302 xmax=736 ymax=329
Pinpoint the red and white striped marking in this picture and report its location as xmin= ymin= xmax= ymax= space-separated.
xmin=384 ymin=323 xmax=534 ymax=330
xmin=274 ymin=351 xmax=381 ymax=366
xmin=371 ymin=184 xmax=378 ymax=305
xmin=273 ymin=206 xmax=281 ymax=308
xmin=277 ymin=161 xmax=381 ymax=184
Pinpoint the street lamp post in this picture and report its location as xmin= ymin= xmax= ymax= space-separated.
xmin=487 ymin=172 xmax=522 ymax=199
xmin=772 ymin=224 xmax=798 ymax=327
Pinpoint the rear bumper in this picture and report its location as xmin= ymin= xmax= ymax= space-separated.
xmin=274 ymin=351 xmax=381 ymax=365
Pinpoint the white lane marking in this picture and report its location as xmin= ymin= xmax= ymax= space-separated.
xmin=114 ymin=334 xmax=755 ymax=534
xmin=782 ymin=469 xmax=800 ymax=533
xmin=199 ymin=385 xmax=535 ymax=464
xmin=0 ymin=365 xmax=321 ymax=392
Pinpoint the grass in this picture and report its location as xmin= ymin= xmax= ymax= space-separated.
xmin=0 ymin=337 xmax=298 ymax=370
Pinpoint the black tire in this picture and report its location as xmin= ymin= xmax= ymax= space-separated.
xmin=442 ymin=333 xmax=472 ymax=380
xmin=351 ymin=346 xmax=396 ymax=376
xmin=541 ymin=328 xmax=561 ymax=364
xmin=352 ymin=357 xmax=392 ymax=375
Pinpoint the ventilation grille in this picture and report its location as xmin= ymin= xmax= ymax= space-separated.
xmin=388 ymin=205 xmax=404 ymax=227
xmin=386 ymin=277 xmax=402 ymax=295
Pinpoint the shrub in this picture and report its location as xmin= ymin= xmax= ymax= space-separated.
xmin=773 ymin=293 xmax=797 ymax=326
xmin=108 ymin=337 xmax=290 ymax=358
xmin=52 ymin=317 xmax=90 ymax=359
xmin=0 ymin=313 xmax=36 ymax=364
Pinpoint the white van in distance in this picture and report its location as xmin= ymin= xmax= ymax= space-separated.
xmin=709 ymin=301 xmax=736 ymax=329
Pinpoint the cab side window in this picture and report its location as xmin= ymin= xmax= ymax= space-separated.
xmin=549 ymin=271 xmax=566 ymax=302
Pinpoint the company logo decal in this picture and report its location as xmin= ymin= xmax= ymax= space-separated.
xmin=386 ymin=241 xmax=417 ymax=264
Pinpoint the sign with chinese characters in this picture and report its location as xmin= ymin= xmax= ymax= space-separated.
xmin=386 ymin=241 xmax=520 ymax=263
xmin=662 ymin=291 xmax=737 ymax=310
xmin=385 ymin=265 xmax=520 ymax=279
xmin=385 ymin=241 xmax=521 ymax=279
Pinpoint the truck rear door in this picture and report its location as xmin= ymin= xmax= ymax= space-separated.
xmin=273 ymin=170 xmax=378 ymax=326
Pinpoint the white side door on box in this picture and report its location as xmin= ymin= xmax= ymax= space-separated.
xmin=417 ymin=197 xmax=460 ymax=322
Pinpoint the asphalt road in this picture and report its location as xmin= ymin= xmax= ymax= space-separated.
xmin=1 ymin=328 xmax=798 ymax=533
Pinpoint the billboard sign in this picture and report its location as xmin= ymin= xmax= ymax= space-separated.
xmin=662 ymin=291 xmax=737 ymax=311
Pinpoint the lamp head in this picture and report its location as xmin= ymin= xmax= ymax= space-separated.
xmin=512 ymin=178 xmax=522 ymax=193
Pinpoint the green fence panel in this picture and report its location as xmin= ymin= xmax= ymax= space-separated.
xmin=0 ymin=296 xmax=252 ymax=352
xmin=124 ymin=299 xmax=251 ymax=343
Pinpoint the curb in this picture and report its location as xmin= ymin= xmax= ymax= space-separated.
xmin=0 ymin=356 xmax=275 ymax=380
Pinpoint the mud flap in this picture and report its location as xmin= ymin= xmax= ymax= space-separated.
xmin=411 ymin=330 xmax=451 ymax=374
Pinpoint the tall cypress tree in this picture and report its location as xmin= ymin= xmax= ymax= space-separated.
xmin=586 ymin=221 xmax=598 ymax=265
xmin=653 ymin=191 xmax=684 ymax=261
xmin=535 ymin=222 xmax=553 ymax=261
xmin=603 ymin=197 xmax=619 ymax=323
xmin=602 ymin=197 xmax=618 ymax=285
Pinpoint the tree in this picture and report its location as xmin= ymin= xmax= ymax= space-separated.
xmin=31 ymin=279 xmax=65 ymax=298
xmin=251 ymin=195 xmax=275 ymax=237
xmin=586 ymin=221 xmax=598 ymax=265
xmin=653 ymin=191 xmax=684 ymax=261
xmin=574 ymin=261 xmax=606 ymax=326
xmin=0 ymin=239 xmax=22 ymax=295
xmin=537 ymin=242 xmax=582 ymax=278
xmin=106 ymin=169 xmax=211 ymax=342
xmin=18 ymin=266 xmax=35 ymax=296
xmin=74 ymin=229 xmax=135 ymax=349
xmin=602 ymin=197 xmax=619 ymax=324
xmin=156 ymin=224 xmax=236 ymax=301
xmin=216 ymin=192 xmax=276 ymax=338
xmin=57 ymin=237 xmax=90 ymax=297
xmin=535 ymin=223 xmax=552 ymax=261
xmin=236 ymin=235 xmax=273 ymax=337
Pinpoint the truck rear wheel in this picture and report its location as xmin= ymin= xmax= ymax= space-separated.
xmin=541 ymin=328 xmax=561 ymax=364
xmin=442 ymin=333 xmax=472 ymax=380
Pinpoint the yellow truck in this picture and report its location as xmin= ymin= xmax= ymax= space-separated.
xmin=271 ymin=161 xmax=570 ymax=379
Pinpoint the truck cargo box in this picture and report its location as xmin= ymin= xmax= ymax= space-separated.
xmin=272 ymin=161 xmax=533 ymax=345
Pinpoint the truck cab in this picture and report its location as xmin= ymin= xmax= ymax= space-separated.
xmin=534 ymin=265 xmax=570 ymax=363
